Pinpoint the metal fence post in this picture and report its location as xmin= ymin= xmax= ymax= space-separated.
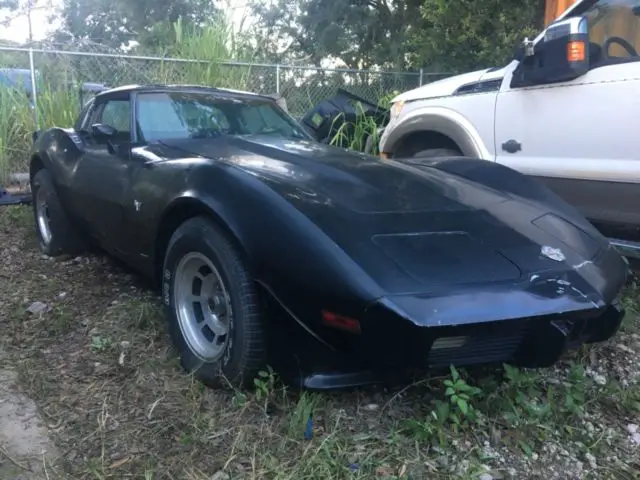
xmin=28 ymin=47 xmax=39 ymax=130
xmin=276 ymin=64 xmax=281 ymax=94
xmin=419 ymin=68 xmax=424 ymax=86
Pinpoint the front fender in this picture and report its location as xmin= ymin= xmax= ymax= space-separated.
xmin=380 ymin=105 xmax=491 ymax=159
xmin=156 ymin=190 xmax=250 ymax=259
xmin=152 ymin=171 xmax=383 ymax=346
xmin=153 ymin=166 xmax=381 ymax=304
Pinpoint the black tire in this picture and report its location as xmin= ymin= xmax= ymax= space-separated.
xmin=162 ymin=215 xmax=266 ymax=389
xmin=30 ymin=169 xmax=85 ymax=257
xmin=413 ymin=148 xmax=463 ymax=158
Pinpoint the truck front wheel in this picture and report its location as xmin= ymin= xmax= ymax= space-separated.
xmin=412 ymin=148 xmax=463 ymax=158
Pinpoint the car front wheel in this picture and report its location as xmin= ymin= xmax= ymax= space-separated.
xmin=162 ymin=215 xmax=267 ymax=389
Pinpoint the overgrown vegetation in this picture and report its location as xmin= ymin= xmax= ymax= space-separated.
xmin=1 ymin=205 xmax=639 ymax=479
xmin=0 ymin=17 xmax=408 ymax=181
xmin=328 ymin=92 xmax=396 ymax=154
xmin=0 ymin=19 xmax=259 ymax=182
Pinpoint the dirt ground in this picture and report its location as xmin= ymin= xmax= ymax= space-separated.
xmin=0 ymin=204 xmax=639 ymax=480
xmin=0 ymin=351 xmax=59 ymax=479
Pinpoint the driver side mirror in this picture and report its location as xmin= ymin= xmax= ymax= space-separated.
xmin=92 ymin=123 xmax=117 ymax=141
xmin=511 ymin=16 xmax=590 ymax=88
xmin=91 ymin=123 xmax=121 ymax=155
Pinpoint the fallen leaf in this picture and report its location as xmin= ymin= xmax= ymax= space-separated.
xmin=109 ymin=456 xmax=131 ymax=469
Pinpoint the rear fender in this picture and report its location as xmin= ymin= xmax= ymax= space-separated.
xmin=30 ymin=128 xmax=84 ymax=188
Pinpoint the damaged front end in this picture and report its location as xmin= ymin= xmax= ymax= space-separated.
xmin=300 ymin=89 xmax=389 ymax=152
xmin=293 ymin=296 xmax=626 ymax=391
xmin=280 ymin=247 xmax=628 ymax=390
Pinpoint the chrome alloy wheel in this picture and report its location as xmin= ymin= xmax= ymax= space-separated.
xmin=35 ymin=187 xmax=52 ymax=245
xmin=173 ymin=252 xmax=233 ymax=361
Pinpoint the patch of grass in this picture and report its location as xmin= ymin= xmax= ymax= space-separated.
xmin=0 ymin=205 xmax=639 ymax=479
xmin=328 ymin=92 xmax=396 ymax=155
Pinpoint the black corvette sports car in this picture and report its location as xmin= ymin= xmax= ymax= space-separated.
xmin=28 ymin=84 xmax=629 ymax=390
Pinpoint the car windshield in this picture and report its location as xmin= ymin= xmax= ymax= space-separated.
xmin=136 ymin=91 xmax=309 ymax=142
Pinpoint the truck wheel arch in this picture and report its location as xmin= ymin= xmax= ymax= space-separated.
xmin=384 ymin=107 xmax=491 ymax=160
xmin=394 ymin=131 xmax=463 ymax=158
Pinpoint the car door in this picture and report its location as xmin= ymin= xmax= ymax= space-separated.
xmin=71 ymin=91 xmax=133 ymax=252
xmin=494 ymin=0 xmax=640 ymax=230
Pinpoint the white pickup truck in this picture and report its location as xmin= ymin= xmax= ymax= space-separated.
xmin=379 ymin=0 xmax=640 ymax=259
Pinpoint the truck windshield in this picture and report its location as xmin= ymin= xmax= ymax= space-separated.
xmin=136 ymin=91 xmax=310 ymax=142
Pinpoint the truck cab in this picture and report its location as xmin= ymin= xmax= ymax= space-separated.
xmin=379 ymin=0 xmax=640 ymax=258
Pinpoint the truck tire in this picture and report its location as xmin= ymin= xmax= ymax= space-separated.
xmin=413 ymin=148 xmax=463 ymax=158
xmin=31 ymin=169 xmax=86 ymax=257
xmin=162 ymin=215 xmax=267 ymax=389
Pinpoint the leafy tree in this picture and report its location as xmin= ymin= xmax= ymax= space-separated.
xmin=251 ymin=0 xmax=426 ymax=70
xmin=250 ymin=0 xmax=546 ymax=72
xmin=53 ymin=0 xmax=221 ymax=49
xmin=412 ymin=0 xmax=545 ymax=72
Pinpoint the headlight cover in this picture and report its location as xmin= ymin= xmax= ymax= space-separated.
xmin=532 ymin=213 xmax=602 ymax=260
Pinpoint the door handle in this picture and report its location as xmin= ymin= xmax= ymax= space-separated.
xmin=502 ymin=139 xmax=522 ymax=154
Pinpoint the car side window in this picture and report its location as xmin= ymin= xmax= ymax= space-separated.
xmin=585 ymin=0 xmax=640 ymax=67
xmin=83 ymin=97 xmax=131 ymax=145
xmin=237 ymin=102 xmax=286 ymax=134
xmin=98 ymin=100 xmax=131 ymax=136
xmin=76 ymin=99 xmax=96 ymax=132
xmin=256 ymin=104 xmax=286 ymax=126
xmin=237 ymin=106 xmax=264 ymax=133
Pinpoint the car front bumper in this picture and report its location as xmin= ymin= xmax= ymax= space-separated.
xmin=275 ymin=299 xmax=626 ymax=391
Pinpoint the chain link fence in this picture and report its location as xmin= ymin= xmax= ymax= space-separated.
xmin=0 ymin=45 xmax=453 ymax=181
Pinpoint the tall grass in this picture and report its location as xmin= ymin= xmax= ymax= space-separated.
xmin=153 ymin=18 xmax=252 ymax=89
xmin=0 ymin=85 xmax=82 ymax=183
xmin=327 ymin=91 xmax=397 ymax=155
xmin=0 ymin=19 xmax=249 ymax=181
xmin=0 ymin=87 xmax=36 ymax=183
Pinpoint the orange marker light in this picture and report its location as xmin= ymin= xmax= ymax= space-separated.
xmin=567 ymin=41 xmax=585 ymax=62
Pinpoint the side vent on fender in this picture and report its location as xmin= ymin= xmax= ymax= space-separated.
xmin=453 ymin=79 xmax=502 ymax=96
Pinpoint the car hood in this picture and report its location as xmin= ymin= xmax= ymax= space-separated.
xmin=159 ymin=135 xmax=615 ymax=300
xmin=392 ymin=66 xmax=507 ymax=103
xmin=162 ymin=135 xmax=510 ymax=215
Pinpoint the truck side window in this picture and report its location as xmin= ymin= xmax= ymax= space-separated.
xmin=585 ymin=0 xmax=640 ymax=67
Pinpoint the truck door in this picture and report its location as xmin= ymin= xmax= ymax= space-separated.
xmin=494 ymin=0 xmax=640 ymax=231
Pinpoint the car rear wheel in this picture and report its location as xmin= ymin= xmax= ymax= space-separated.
xmin=162 ymin=215 xmax=266 ymax=389
xmin=31 ymin=169 xmax=86 ymax=257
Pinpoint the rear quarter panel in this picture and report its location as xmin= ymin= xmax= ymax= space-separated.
xmin=31 ymin=127 xmax=86 ymax=216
